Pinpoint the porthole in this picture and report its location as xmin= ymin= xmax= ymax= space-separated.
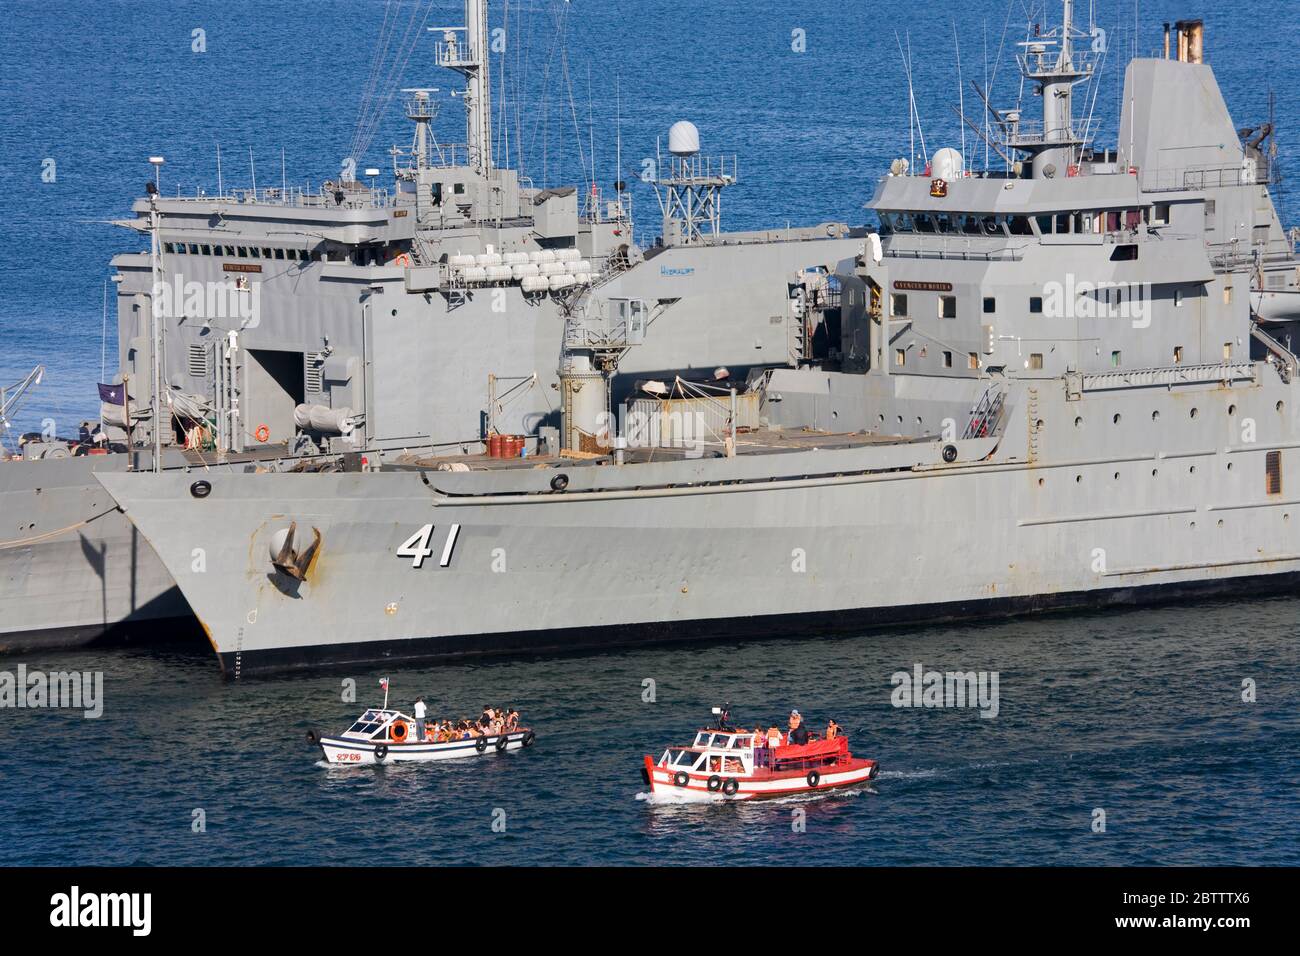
xmin=1152 ymin=469 xmax=1159 ymax=478
xmin=1227 ymin=462 xmax=1234 ymax=471
xmin=1276 ymin=401 xmax=1285 ymax=413
xmin=1152 ymin=410 xmax=1161 ymax=421
xmin=1217 ymin=519 xmax=1224 ymax=528
xmin=1074 ymin=416 xmax=1083 ymax=428
xmin=1075 ymin=474 xmax=1082 ymax=483
xmin=1190 ymin=407 xmax=1198 ymax=419
xmin=1113 ymin=472 xmax=1120 ymax=480
xmin=1227 ymin=404 xmax=1236 ymax=416
xmin=1037 ymin=477 xmax=1045 ymax=487
xmin=1113 ymin=413 xmax=1122 ymax=425
xmin=1189 ymin=465 xmax=1197 ymax=474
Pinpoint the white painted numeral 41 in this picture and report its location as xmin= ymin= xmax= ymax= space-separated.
xmin=396 ymin=523 xmax=460 ymax=568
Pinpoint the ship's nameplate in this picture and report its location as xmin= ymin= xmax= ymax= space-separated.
xmin=393 ymin=209 xmax=409 ymax=218
xmin=223 ymin=263 xmax=263 ymax=274
xmin=894 ymin=280 xmax=952 ymax=292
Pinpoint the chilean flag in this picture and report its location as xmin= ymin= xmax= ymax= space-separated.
xmin=98 ymin=383 xmax=125 ymax=406
xmin=379 ymin=678 xmax=389 ymax=691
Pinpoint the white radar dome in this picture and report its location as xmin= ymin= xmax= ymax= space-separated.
xmin=931 ymin=147 xmax=964 ymax=181
xmin=667 ymin=120 xmax=701 ymax=156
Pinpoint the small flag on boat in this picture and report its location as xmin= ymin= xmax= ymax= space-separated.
xmin=379 ymin=677 xmax=389 ymax=691
xmin=98 ymin=383 xmax=125 ymax=405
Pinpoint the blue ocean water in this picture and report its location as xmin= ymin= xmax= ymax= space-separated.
xmin=1 ymin=1 xmax=1298 ymax=866
xmin=1 ymin=597 xmax=1297 ymax=865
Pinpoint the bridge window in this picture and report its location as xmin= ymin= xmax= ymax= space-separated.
xmin=983 ymin=297 xmax=996 ymax=313
xmin=1029 ymin=353 xmax=1043 ymax=370
xmin=1111 ymin=350 xmax=1123 ymax=367
xmin=895 ymin=349 xmax=906 ymax=366
xmin=1008 ymin=216 xmax=1033 ymax=236
xmin=1174 ymin=345 xmax=1184 ymax=364
xmin=939 ymin=295 xmax=957 ymax=319
xmin=891 ymin=293 xmax=908 ymax=317
xmin=1029 ymin=296 xmax=1043 ymax=314
xmin=943 ymin=351 xmax=953 ymax=368
xmin=1151 ymin=203 xmax=1170 ymax=226
xmin=968 ymin=352 xmax=979 ymax=370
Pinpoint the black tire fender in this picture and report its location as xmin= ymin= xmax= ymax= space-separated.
xmin=722 ymin=778 xmax=740 ymax=796
xmin=550 ymin=473 xmax=569 ymax=492
xmin=374 ymin=744 xmax=389 ymax=762
xmin=706 ymin=775 xmax=723 ymax=792
xmin=941 ymin=444 xmax=959 ymax=463
xmin=475 ymin=736 xmax=488 ymax=754
xmin=306 ymin=729 xmax=321 ymax=745
xmin=673 ymin=770 xmax=690 ymax=788
xmin=521 ymin=730 xmax=536 ymax=747
xmin=806 ymin=770 xmax=821 ymax=788
xmin=495 ymin=735 xmax=510 ymax=752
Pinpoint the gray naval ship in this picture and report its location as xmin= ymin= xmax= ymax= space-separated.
xmin=0 ymin=0 xmax=864 ymax=653
xmin=100 ymin=6 xmax=1300 ymax=676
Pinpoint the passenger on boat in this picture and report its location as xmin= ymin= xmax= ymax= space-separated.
xmin=825 ymin=718 xmax=840 ymax=740
xmin=505 ymin=708 xmax=520 ymax=731
xmin=767 ymin=725 xmax=783 ymax=747
xmin=413 ymin=697 xmax=427 ymax=740
xmin=787 ymin=710 xmax=811 ymax=745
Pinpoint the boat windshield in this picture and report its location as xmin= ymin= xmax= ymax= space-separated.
xmin=668 ymin=749 xmax=700 ymax=768
xmin=345 ymin=710 xmax=390 ymax=737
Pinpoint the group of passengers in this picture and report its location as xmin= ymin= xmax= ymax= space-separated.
xmin=742 ymin=710 xmax=841 ymax=750
xmin=412 ymin=698 xmax=521 ymax=742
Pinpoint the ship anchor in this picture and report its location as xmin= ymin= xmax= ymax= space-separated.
xmin=270 ymin=521 xmax=321 ymax=581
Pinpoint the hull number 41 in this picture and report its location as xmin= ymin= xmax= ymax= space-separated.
xmin=396 ymin=523 xmax=461 ymax=568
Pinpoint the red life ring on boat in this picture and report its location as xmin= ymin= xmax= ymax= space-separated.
xmin=394 ymin=253 xmax=412 ymax=267
xmin=254 ymin=424 xmax=270 ymax=443
xmin=390 ymin=720 xmax=409 ymax=743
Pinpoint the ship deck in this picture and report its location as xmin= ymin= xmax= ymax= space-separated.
xmin=395 ymin=427 xmax=930 ymax=472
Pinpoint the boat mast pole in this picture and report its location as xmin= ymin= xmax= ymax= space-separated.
xmin=147 ymin=156 xmax=165 ymax=474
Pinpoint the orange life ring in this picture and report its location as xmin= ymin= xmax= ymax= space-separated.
xmin=254 ymin=424 xmax=270 ymax=443
xmin=394 ymin=252 xmax=412 ymax=267
xmin=390 ymin=720 xmax=409 ymax=743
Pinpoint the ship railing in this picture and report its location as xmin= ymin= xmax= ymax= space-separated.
xmin=886 ymin=242 xmax=1024 ymax=263
xmin=963 ymin=385 xmax=1006 ymax=439
xmin=1140 ymin=164 xmax=1274 ymax=194
xmin=1080 ymin=362 xmax=1256 ymax=392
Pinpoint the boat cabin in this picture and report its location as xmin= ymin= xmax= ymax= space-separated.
xmin=658 ymin=730 xmax=759 ymax=776
xmin=341 ymin=709 xmax=410 ymax=741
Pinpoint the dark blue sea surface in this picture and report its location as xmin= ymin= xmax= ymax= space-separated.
xmin=1 ymin=597 xmax=1297 ymax=865
xmin=1 ymin=1 xmax=1298 ymax=866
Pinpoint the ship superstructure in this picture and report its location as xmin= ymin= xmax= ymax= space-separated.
xmin=0 ymin=0 xmax=863 ymax=652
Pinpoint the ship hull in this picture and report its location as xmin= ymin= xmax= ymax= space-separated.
xmin=0 ymin=454 xmax=186 ymax=653
xmin=97 ymin=369 xmax=1300 ymax=677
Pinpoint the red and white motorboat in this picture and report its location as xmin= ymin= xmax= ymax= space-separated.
xmin=642 ymin=707 xmax=878 ymax=801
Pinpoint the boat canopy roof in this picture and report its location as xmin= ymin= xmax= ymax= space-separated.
xmin=343 ymin=708 xmax=409 ymax=739
xmin=691 ymin=730 xmax=757 ymax=750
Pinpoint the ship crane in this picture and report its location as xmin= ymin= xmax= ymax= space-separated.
xmin=0 ymin=365 xmax=45 ymax=444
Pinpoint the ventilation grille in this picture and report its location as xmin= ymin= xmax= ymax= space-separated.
xmin=305 ymin=352 xmax=324 ymax=393
xmin=188 ymin=344 xmax=208 ymax=377
xmin=1266 ymin=450 xmax=1282 ymax=496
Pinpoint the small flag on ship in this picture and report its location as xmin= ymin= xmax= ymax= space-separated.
xmin=379 ymin=677 xmax=389 ymax=691
xmin=98 ymin=383 xmax=125 ymax=405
